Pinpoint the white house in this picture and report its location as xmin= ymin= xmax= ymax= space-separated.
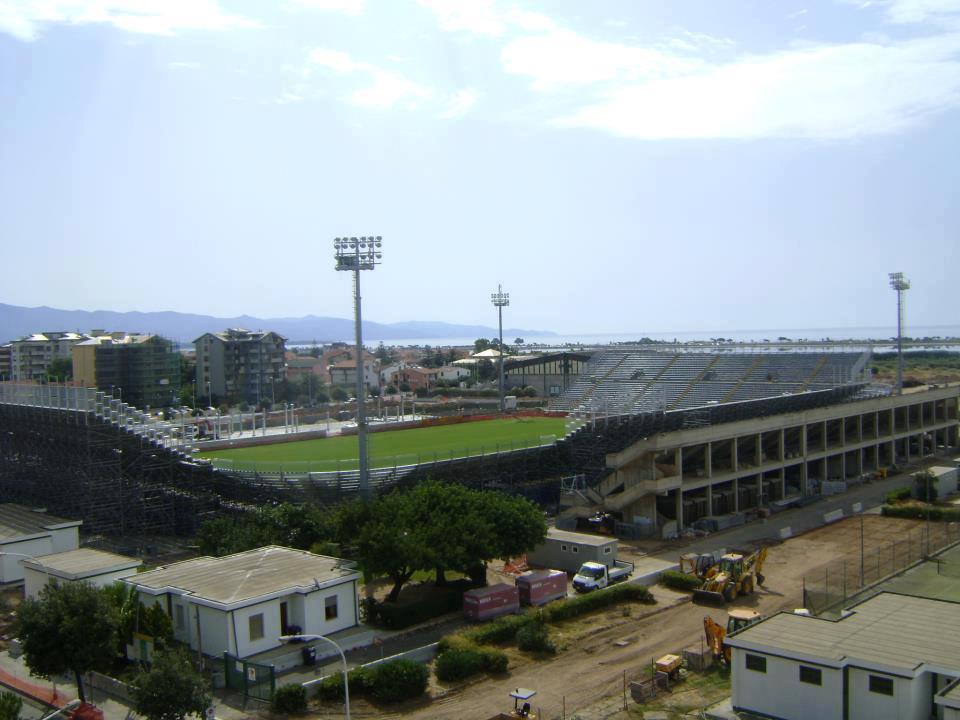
xmin=124 ymin=546 xmax=361 ymax=659
xmin=726 ymin=592 xmax=960 ymax=720
xmin=0 ymin=504 xmax=82 ymax=583
xmin=23 ymin=548 xmax=141 ymax=599
xmin=436 ymin=365 xmax=471 ymax=383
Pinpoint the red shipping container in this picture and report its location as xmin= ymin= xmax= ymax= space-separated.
xmin=516 ymin=569 xmax=567 ymax=606
xmin=463 ymin=583 xmax=520 ymax=621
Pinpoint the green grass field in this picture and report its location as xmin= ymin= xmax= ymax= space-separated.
xmin=198 ymin=416 xmax=566 ymax=472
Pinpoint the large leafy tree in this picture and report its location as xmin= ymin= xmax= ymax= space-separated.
xmin=132 ymin=647 xmax=211 ymax=720
xmin=197 ymin=503 xmax=335 ymax=557
xmin=16 ymin=582 xmax=118 ymax=702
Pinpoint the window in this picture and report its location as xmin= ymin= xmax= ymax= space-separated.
xmin=603 ymin=546 xmax=612 ymax=555
xmin=572 ymin=546 xmax=579 ymax=553
xmin=325 ymin=595 xmax=338 ymax=621
xmin=175 ymin=605 xmax=185 ymax=631
xmin=560 ymin=544 xmax=568 ymax=552
xmin=248 ymin=613 xmax=264 ymax=641
xmin=799 ymin=666 xmax=822 ymax=685
xmin=869 ymin=675 xmax=894 ymax=696
xmin=745 ymin=654 xmax=767 ymax=673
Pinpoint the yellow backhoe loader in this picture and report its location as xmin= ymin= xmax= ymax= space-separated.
xmin=703 ymin=608 xmax=762 ymax=663
xmin=693 ymin=547 xmax=768 ymax=604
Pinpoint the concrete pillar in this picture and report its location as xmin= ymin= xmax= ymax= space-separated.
xmin=732 ymin=438 xmax=738 ymax=473
xmin=705 ymin=441 xmax=712 ymax=478
xmin=706 ymin=483 xmax=714 ymax=516
xmin=800 ymin=461 xmax=808 ymax=496
xmin=757 ymin=475 xmax=763 ymax=508
xmin=778 ymin=429 xmax=785 ymax=463
xmin=732 ymin=477 xmax=740 ymax=512
xmin=675 ymin=489 xmax=684 ymax=531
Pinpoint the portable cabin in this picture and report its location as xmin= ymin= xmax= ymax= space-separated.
xmin=527 ymin=529 xmax=618 ymax=574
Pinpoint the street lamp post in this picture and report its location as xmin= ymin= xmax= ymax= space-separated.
xmin=334 ymin=236 xmax=382 ymax=499
xmin=490 ymin=284 xmax=510 ymax=413
xmin=279 ymin=634 xmax=350 ymax=719
xmin=888 ymin=272 xmax=910 ymax=395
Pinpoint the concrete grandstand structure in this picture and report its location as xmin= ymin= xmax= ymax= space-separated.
xmin=551 ymin=349 xmax=959 ymax=534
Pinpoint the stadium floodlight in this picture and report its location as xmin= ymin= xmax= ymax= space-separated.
xmin=888 ymin=272 xmax=910 ymax=395
xmin=335 ymin=236 xmax=383 ymax=498
xmin=491 ymin=284 xmax=510 ymax=413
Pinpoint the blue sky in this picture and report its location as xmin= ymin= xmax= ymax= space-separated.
xmin=1 ymin=0 xmax=958 ymax=335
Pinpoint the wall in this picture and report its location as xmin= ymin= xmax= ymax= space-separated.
xmin=849 ymin=668 xmax=923 ymax=720
xmin=301 ymin=580 xmax=359 ymax=638
xmin=49 ymin=526 xmax=79 ymax=553
xmin=23 ymin=565 xmax=137 ymax=600
xmin=731 ymin=649 xmax=842 ymax=720
xmin=195 ymin=603 xmax=230 ymax=657
xmin=0 ymin=537 xmax=54 ymax=582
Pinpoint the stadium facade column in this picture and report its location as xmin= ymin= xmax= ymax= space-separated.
xmin=704 ymin=442 xmax=712 ymax=478
xmin=732 ymin=478 xmax=739 ymax=512
xmin=705 ymin=484 xmax=713 ymax=518
xmin=674 ymin=489 xmax=683 ymax=532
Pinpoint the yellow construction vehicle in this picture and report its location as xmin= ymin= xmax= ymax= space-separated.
xmin=679 ymin=552 xmax=720 ymax=580
xmin=693 ymin=547 xmax=768 ymax=604
xmin=489 ymin=688 xmax=538 ymax=719
xmin=703 ymin=608 xmax=762 ymax=663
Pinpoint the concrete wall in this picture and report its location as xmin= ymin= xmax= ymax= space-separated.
xmin=23 ymin=565 xmax=137 ymax=600
xmin=731 ymin=649 xmax=843 ymax=720
xmin=49 ymin=526 xmax=79 ymax=553
xmin=849 ymin=668 xmax=925 ymax=720
xmin=301 ymin=580 xmax=359 ymax=638
xmin=0 ymin=537 xmax=54 ymax=583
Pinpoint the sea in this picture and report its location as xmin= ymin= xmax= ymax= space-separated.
xmin=355 ymin=325 xmax=960 ymax=350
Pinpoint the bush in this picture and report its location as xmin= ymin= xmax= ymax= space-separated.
xmin=660 ymin=570 xmax=704 ymax=592
xmin=516 ymin=621 xmax=555 ymax=654
xmin=365 ymin=659 xmax=429 ymax=703
xmin=370 ymin=584 xmax=465 ymax=629
xmin=315 ymin=667 xmax=369 ymax=702
xmin=271 ymin=683 xmax=308 ymax=714
xmin=885 ymin=486 xmax=912 ymax=504
xmin=881 ymin=504 xmax=960 ymax=521
xmin=434 ymin=646 xmax=508 ymax=682
xmin=541 ymin=583 xmax=654 ymax=623
xmin=463 ymin=613 xmax=535 ymax=645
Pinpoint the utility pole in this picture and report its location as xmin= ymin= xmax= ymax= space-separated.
xmin=335 ymin=236 xmax=383 ymax=499
xmin=491 ymin=284 xmax=510 ymax=413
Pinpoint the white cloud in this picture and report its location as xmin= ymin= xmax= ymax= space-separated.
xmin=788 ymin=8 xmax=810 ymax=18
xmin=0 ymin=0 xmax=258 ymax=41
xmin=884 ymin=0 xmax=960 ymax=23
xmin=502 ymin=29 xmax=702 ymax=91
xmin=552 ymin=33 xmax=960 ymax=140
xmin=308 ymin=48 xmax=433 ymax=109
xmin=440 ymin=88 xmax=478 ymax=118
xmin=416 ymin=0 xmax=553 ymax=37
xmin=286 ymin=0 xmax=363 ymax=16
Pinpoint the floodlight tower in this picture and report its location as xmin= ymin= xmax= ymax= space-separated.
xmin=888 ymin=272 xmax=910 ymax=395
xmin=490 ymin=284 xmax=510 ymax=413
xmin=335 ymin=236 xmax=382 ymax=498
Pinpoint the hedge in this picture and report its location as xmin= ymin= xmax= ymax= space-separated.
xmin=367 ymin=583 xmax=465 ymax=629
xmin=881 ymin=504 xmax=960 ymax=522
xmin=434 ymin=646 xmax=508 ymax=682
xmin=660 ymin=570 xmax=704 ymax=592
xmin=272 ymin=684 xmax=308 ymax=714
xmin=516 ymin=621 xmax=555 ymax=654
xmin=315 ymin=660 xmax=428 ymax=704
xmin=540 ymin=583 xmax=654 ymax=623
xmin=885 ymin=486 xmax=912 ymax=504
xmin=462 ymin=613 xmax=535 ymax=645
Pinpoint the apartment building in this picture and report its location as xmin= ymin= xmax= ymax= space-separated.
xmin=194 ymin=329 xmax=286 ymax=404
xmin=72 ymin=333 xmax=180 ymax=408
xmin=9 ymin=331 xmax=87 ymax=381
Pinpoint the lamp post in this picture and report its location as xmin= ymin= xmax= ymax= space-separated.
xmin=334 ymin=236 xmax=382 ymax=499
xmin=490 ymin=284 xmax=510 ymax=413
xmin=888 ymin=272 xmax=910 ymax=395
xmin=279 ymin=634 xmax=350 ymax=719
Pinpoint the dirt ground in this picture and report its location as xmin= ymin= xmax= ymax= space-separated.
xmin=308 ymin=515 xmax=933 ymax=720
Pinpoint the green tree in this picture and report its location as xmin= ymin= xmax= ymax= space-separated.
xmin=375 ymin=341 xmax=395 ymax=364
xmin=16 ymin=583 xmax=118 ymax=703
xmin=331 ymin=386 xmax=348 ymax=402
xmin=0 ymin=691 xmax=22 ymax=720
xmin=473 ymin=338 xmax=491 ymax=353
xmin=132 ymin=647 xmax=211 ymax=720
xmin=477 ymin=359 xmax=496 ymax=381
xmin=197 ymin=504 xmax=335 ymax=557
xmin=46 ymin=357 xmax=73 ymax=382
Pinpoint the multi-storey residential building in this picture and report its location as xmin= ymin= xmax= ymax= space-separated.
xmin=0 ymin=344 xmax=11 ymax=380
xmin=72 ymin=333 xmax=180 ymax=408
xmin=329 ymin=359 xmax=380 ymax=392
xmin=10 ymin=332 xmax=87 ymax=381
xmin=194 ymin=329 xmax=286 ymax=404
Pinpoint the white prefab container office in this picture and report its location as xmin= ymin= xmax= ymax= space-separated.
xmin=527 ymin=528 xmax=618 ymax=574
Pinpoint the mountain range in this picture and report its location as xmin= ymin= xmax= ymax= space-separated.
xmin=0 ymin=303 xmax=554 ymax=346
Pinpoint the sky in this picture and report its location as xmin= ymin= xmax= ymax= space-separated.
xmin=1 ymin=0 xmax=958 ymax=336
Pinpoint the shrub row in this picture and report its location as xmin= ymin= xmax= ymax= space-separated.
xmin=272 ymin=684 xmax=308 ymax=714
xmin=660 ymin=570 xmax=704 ymax=592
xmin=365 ymin=585 xmax=464 ymax=629
xmin=881 ymin=504 xmax=960 ymax=522
xmin=885 ymin=486 xmax=912 ymax=504
xmin=462 ymin=613 xmax=535 ymax=645
xmin=434 ymin=645 xmax=508 ymax=682
xmin=516 ymin=621 xmax=556 ymax=654
xmin=314 ymin=659 xmax=429 ymax=704
xmin=540 ymin=583 xmax=654 ymax=623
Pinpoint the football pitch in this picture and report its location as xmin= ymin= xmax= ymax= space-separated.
xmin=198 ymin=416 xmax=567 ymax=472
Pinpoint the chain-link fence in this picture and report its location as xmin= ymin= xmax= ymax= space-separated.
xmin=802 ymin=521 xmax=960 ymax=616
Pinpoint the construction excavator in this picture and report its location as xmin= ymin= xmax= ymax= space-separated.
xmin=703 ymin=608 xmax=762 ymax=664
xmin=693 ymin=547 xmax=768 ymax=604
xmin=678 ymin=551 xmax=720 ymax=580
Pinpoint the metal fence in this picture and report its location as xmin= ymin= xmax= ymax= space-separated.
xmin=223 ymin=652 xmax=276 ymax=702
xmin=802 ymin=521 xmax=960 ymax=616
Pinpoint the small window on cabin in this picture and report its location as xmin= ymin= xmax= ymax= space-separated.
xmin=869 ymin=675 xmax=894 ymax=696
xmin=325 ymin=595 xmax=338 ymax=621
xmin=603 ymin=546 xmax=612 ymax=554
xmin=572 ymin=546 xmax=579 ymax=553
xmin=561 ymin=544 xmax=568 ymax=552
xmin=799 ymin=666 xmax=822 ymax=685
xmin=248 ymin=613 xmax=264 ymax=641
xmin=745 ymin=654 xmax=766 ymax=673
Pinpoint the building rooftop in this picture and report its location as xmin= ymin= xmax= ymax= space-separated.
xmin=0 ymin=504 xmax=81 ymax=541
xmin=545 ymin=528 xmax=617 ymax=547
xmin=25 ymin=548 xmax=141 ymax=579
xmin=128 ymin=546 xmax=358 ymax=608
xmin=726 ymin=592 xmax=960 ymax=674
